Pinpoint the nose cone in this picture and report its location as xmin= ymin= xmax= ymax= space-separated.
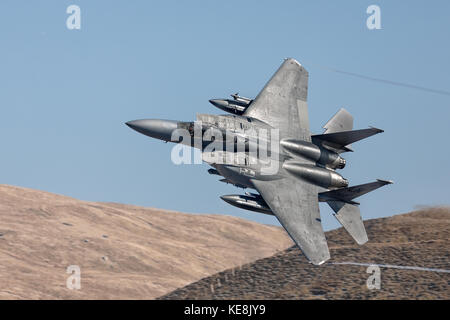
xmin=220 ymin=194 xmax=238 ymax=203
xmin=209 ymin=99 xmax=229 ymax=110
xmin=125 ymin=119 xmax=179 ymax=141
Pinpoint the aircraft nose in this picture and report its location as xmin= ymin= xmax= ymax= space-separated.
xmin=209 ymin=99 xmax=229 ymax=110
xmin=125 ymin=119 xmax=179 ymax=141
xmin=220 ymin=195 xmax=236 ymax=203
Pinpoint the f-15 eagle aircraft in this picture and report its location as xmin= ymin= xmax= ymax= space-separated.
xmin=126 ymin=58 xmax=392 ymax=265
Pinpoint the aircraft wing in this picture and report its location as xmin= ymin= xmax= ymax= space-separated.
xmin=245 ymin=58 xmax=328 ymax=264
xmin=251 ymin=177 xmax=330 ymax=265
xmin=244 ymin=58 xmax=311 ymax=141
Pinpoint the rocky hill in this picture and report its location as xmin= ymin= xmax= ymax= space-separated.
xmin=160 ymin=207 xmax=450 ymax=300
xmin=0 ymin=184 xmax=292 ymax=299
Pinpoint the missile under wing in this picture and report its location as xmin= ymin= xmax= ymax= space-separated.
xmin=244 ymin=59 xmax=330 ymax=265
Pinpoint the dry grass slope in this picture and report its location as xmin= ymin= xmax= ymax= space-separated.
xmin=160 ymin=207 xmax=450 ymax=300
xmin=0 ymin=184 xmax=292 ymax=299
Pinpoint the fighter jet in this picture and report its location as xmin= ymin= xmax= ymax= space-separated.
xmin=126 ymin=58 xmax=392 ymax=265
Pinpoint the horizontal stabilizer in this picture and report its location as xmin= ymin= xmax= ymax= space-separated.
xmin=319 ymin=179 xmax=393 ymax=203
xmin=312 ymin=127 xmax=383 ymax=153
xmin=323 ymin=108 xmax=354 ymax=134
xmin=327 ymin=201 xmax=368 ymax=245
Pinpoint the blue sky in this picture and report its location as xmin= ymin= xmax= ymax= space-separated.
xmin=0 ymin=1 xmax=449 ymax=230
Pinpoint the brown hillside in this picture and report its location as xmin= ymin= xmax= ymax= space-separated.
xmin=0 ymin=184 xmax=292 ymax=299
xmin=161 ymin=207 xmax=450 ymax=300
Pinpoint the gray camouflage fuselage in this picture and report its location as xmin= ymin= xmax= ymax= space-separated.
xmin=126 ymin=113 xmax=348 ymax=191
xmin=126 ymin=58 xmax=392 ymax=265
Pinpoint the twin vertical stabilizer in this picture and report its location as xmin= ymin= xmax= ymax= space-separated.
xmin=317 ymin=108 xmax=392 ymax=245
xmin=320 ymin=179 xmax=393 ymax=245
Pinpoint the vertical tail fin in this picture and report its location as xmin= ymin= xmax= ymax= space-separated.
xmin=323 ymin=108 xmax=353 ymax=134
xmin=327 ymin=201 xmax=368 ymax=245
xmin=319 ymin=179 xmax=393 ymax=245
xmin=315 ymin=108 xmax=383 ymax=153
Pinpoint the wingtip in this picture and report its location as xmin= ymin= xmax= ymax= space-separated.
xmin=284 ymin=57 xmax=302 ymax=67
xmin=308 ymin=254 xmax=330 ymax=266
xmin=377 ymin=179 xmax=394 ymax=185
xmin=309 ymin=258 xmax=329 ymax=266
xmin=369 ymin=126 xmax=384 ymax=133
xmin=338 ymin=106 xmax=350 ymax=114
xmin=356 ymin=235 xmax=369 ymax=245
